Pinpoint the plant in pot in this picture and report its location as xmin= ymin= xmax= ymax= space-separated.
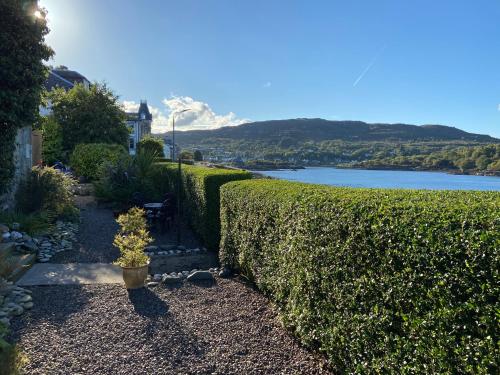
xmin=113 ymin=207 xmax=152 ymax=289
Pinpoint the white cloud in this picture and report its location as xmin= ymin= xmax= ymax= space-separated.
xmin=122 ymin=96 xmax=249 ymax=133
xmin=263 ymin=81 xmax=272 ymax=88
xmin=161 ymin=96 xmax=250 ymax=131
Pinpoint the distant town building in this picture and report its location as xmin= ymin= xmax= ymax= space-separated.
xmin=126 ymin=100 xmax=152 ymax=155
xmin=44 ymin=67 xmax=90 ymax=92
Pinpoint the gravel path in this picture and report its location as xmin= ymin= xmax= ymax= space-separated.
xmin=11 ymin=280 xmax=331 ymax=374
xmin=50 ymin=204 xmax=119 ymax=263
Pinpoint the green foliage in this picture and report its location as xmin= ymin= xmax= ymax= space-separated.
xmin=193 ymin=150 xmax=203 ymax=161
xmin=0 ymin=211 xmax=52 ymax=236
xmin=48 ymin=83 xmax=129 ymax=155
xmin=41 ymin=115 xmax=63 ymax=165
xmin=179 ymin=150 xmax=194 ymax=160
xmin=220 ymin=180 xmax=500 ymax=373
xmin=137 ymin=136 xmax=164 ymax=157
xmin=94 ymin=150 xmax=170 ymax=204
xmin=16 ymin=166 xmax=76 ymax=220
xmin=113 ymin=207 xmax=151 ymax=267
xmin=0 ymin=0 xmax=53 ymax=193
xmin=0 ymin=320 xmax=28 ymax=375
xmin=157 ymin=163 xmax=252 ymax=250
xmin=70 ymin=143 xmax=128 ymax=180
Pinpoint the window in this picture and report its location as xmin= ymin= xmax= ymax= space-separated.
xmin=129 ymin=137 xmax=135 ymax=149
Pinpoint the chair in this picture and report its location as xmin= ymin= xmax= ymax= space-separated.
xmin=158 ymin=196 xmax=176 ymax=232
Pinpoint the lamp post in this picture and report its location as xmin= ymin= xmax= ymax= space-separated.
xmin=172 ymin=109 xmax=191 ymax=246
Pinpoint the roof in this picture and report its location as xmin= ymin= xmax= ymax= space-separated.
xmin=44 ymin=71 xmax=74 ymax=91
xmin=138 ymin=101 xmax=153 ymax=121
xmin=52 ymin=69 xmax=89 ymax=85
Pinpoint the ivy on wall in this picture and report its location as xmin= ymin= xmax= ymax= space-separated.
xmin=0 ymin=0 xmax=53 ymax=193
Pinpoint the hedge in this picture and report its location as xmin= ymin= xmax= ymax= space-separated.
xmin=220 ymin=179 xmax=499 ymax=373
xmin=70 ymin=143 xmax=129 ymax=180
xmin=157 ymin=163 xmax=252 ymax=250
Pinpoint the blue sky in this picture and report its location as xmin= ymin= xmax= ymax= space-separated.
xmin=40 ymin=0 xmax=500 ymax=137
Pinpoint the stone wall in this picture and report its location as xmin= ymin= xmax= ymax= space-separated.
xmin=0 ymin=126 xmax=33 ymax=211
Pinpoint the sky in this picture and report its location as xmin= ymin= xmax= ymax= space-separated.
xmin=39 ymin=0 xmax=500 ymax=137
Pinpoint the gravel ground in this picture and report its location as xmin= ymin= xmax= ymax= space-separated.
xmin=50 ymin=204 xmax=119 ymax=263
xmin=10 ymin=279 xmax=332 ymax=375
xmin=51 ymin=199 xmax=201 ymax=264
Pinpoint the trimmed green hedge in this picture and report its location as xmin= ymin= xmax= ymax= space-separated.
xmin=220 ymin=180 xmax=500 ymax=373
xmin=157 ymin=163 xmax=252 ymax=250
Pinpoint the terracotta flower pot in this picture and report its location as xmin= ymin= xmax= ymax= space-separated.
xmin=121 ymin=264 xmax=148 ymax=289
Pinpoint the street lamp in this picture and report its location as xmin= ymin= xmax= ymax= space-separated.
xmin=171 ymin=109 xmax=191 ymax=246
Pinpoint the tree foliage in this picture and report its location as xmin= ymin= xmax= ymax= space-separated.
xmin=193 ymin=150 xmax=203 ymax=161
xmin=41 ymin=116 xmax=63 ymax=165
xmin=137 ymin=135 xmax=164 ymax=157
xmin=48 ymin=83 xmax=129 ymax=155
xmin=0 ymin=0 xmax=53 ymax=193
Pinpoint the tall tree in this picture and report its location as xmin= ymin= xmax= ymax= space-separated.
xmin=49 ymin=83 xmax=129 ymax=155
xmin=0 ymin=0 xmax=53 ymax=193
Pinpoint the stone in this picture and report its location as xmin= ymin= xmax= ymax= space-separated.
xmin=219 ymin=267 xmax=232 ymax=278
xmin=9 ymin=304 xmax=24 ymax=316
xmin=41 ymin=242 xmax=52 ymax=248
xmin=0 ymin=317 xmax=10 ymax=327
xmin=22 ymin=302 xmax=33 ymax=309
xmin=10 ymin=231 xmax=23 ymax=241
xmin=147 ymin=282 xmax=159 ymax=287
xmin=145 ymin=245 xmax=158 ymax=252
xmin=11 ymin=222 xmax=20 ymax=231
xmin=163 ymin=275 xmax=182 ymax=284
xmin=153 ymin=274 xmax=162 ymax=282
xmin=177 ymin=245 xmax=186 ymax=251
xmin=2 ymin=232 xmax=11 ymax=241
xmin=187 ymin=271 xmax=215 ymax=282
xmin=160 ymin=244 xmax=177 ymax=251
xmin=39 ymin=258 xmax=50 ymax=263
xmin=17 ymin=294 xmax=32 ymax=303
xmin=0 ymin=224 xmax=9 ymax=233
xmin=20 ymin=240 xmax=38 ymax=252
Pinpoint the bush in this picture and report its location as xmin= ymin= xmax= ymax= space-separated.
xmin=137 ymin=136 xmax=164 ymax=157
xmin=157 ymin=163 xmax=252 ymax=250
xmin=94 ymin=150 xmax=171 ymax=204
xmin=16 ymin=166 xmax=76 ymax=220
xmin=113 ymin=207 xmax=152 ymax=267
xmin=220 ymin=180 xmax=500 ymax=373
xmin=70 ymin=143 xmax=129 ymax=180
xmin=41 ymin=115 xmax=63 ymax=165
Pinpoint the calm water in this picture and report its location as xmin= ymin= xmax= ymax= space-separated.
xmin=258 ymin=167 xmax=500 ymax=191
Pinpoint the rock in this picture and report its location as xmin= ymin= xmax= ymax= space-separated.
xmin=17 ymin=294 xmax=32 ymax=303
xmin=20 ymin=240 xmax=38 ymax=252
xmin=10 ymin=231 xmax=23 ymax=241
xmin=163 ymin=275 xmax=182 ymax=284
xmin=187 ymin=271 xmax=215 ymax=282
xmin=22 ymin=302 xmax=34 ymax=309
xmin=0 ymin=317 xmax=10 ymax=327
xmin=153 ymin=274 xmax=163 ymax=282
xmin=2 ymin=232 xmax=11 ymax=241
xmin=146 ymin=282 xmax=159 ymax=287
xmin=177 ymin=245 xmax=186 ymax=251
xmin=41 ymin=242 xmax=52 ymax=248
xmin=160 ymin=244 xmax=177 ymax=251
xmin=39 ymin=258 xmax=50 ymax=263
xmin=219 ymin=267 xmax=232 ymax=278
xmin=9 ymin=304 xmax=24 ymax=316
xmin=145 ymin=245 xmax=158 ymax=252
xmin=11 ymin=222 xmax=20 ymax=231
xmin=0 ymin=224 xmax=9 ymax=233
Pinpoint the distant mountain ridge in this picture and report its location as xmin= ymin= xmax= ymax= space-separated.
xmin=168 ymin=119 xmax=498 ymax=145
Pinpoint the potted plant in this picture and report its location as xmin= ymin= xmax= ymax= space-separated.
xmin=113 ymin=207 xmax=152 ymax=289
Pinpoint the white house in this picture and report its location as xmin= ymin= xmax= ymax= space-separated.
xmin=125 ymin=100 xmax=152 ymax=155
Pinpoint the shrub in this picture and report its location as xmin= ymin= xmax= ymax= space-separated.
xmin=137 ymin=136 xmax=164 ymax=157
xmin=70 ymin=143 xmax=129 ymax=180
xmin=220 ymin=180 xmax=500 ymax=373
xmin=16 ymin=166 xmax=76 ymax=220
xmin=113 ymin=207 xmax=152 ymax=267
xmin=94 ymin=150 xmax=171 ymax=204
xmin=41 ymin=116 xmax=63 ymax=165
xmin=193 ymin=150 xmax=203 ymax=161
xmin=157 ymin=163 xmax=252 ymax=250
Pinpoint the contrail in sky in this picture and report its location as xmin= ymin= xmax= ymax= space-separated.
xmin=353 ymin=45 xmax=387 ymax=87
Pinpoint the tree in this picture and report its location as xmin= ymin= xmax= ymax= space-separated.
xmin=180 ymin=150 xmax=194 ymax=160
xmin=0 ymin=0 xmax=53 ymax=193
xmin=41 ymin=115 xmax=63 ymax=165
xmin=137 ymin=136 xmax=164 ymax=157
xmin=193 ymin=150 xmax=203 ymax=161
xmin=48 ymin=83 xmax=129 ymax=156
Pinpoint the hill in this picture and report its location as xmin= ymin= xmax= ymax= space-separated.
xmin=167 ymin=119 xmax=499 ymax=145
